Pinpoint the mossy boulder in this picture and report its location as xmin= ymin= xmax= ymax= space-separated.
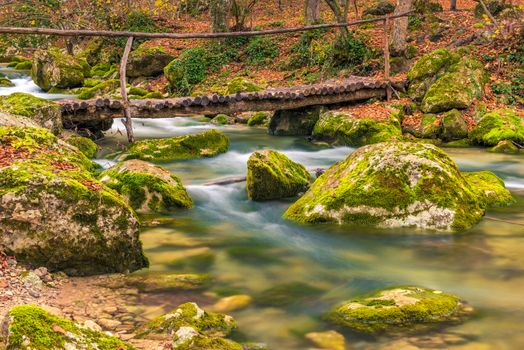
xmin=13 ymin=60 xmax=32 ymax=70
xmin=0 ymin=93 xmax=62 ymax=134
xmin=224 ymin=77 xmax=264 ymax=95
xmin=99 ymin=159 xmax=192 ymax=213
xmin=283 ymin=142 xmax=486 ymax=231
xmin=63 ymin=134 xmax=98 ymax=158
xmin=123 ymin=130 xmax=230 ymax=162
xmin=211 ymin=114 xmax=232 ymax=125
xmin=0 ymin=76 xmax=14 ymax=87
xmin=246 ymin=150 xmax=311 ymax=201
xmin=90 ymin=62 xmax=117 ymax=78
xmin=420 ymin=58 xmax=488 ymax=113
xmin=463 ymin=171 xmax=515 ymax=207
xmin=312 ymin=110 xmax=402 ymax=146
xmin=247 ymin=112 xmax=269 ymax=126
xmin=405 ymin=114 xmax=441 ymax=139
xmin=127 ymin=44 xmax=175 ymax=78
xmin=77 ymin=79 xmax=120 ymax=100
xmin=137 ymin=302 xmax=242 ymax=349
xmin=0 ymin=127 xmax=148 ymax=275
xmin=489 ymin=140 xmax=521 ymax=153
xmin=3 ymin=305 xmax=135 ymax=350
xmin=407 ymin=49 xmax=457 ymax=102
xmin=441 ymin=109 xmax=468 ymax=141
xmin=327 ymin=286 xmax=471 ymax=334
xmin=469 ymin=109 xmax=524 ymax=146
xmin=268 ymin=106 xmax=325 ymax=136
xmin=31 ymin=48 xmax=86 ymax=91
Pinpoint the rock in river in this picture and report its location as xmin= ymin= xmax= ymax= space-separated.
xmin=100 ymin=159 xmax=192 ymax=213
xmin=31 ymin=47 xmax=87 ymax=91
xmin=327 ymin=286 xmax=471 ymax=334
xmin=123 ymin=129 xmax=229 ymax=162
xmin=246 ymin=150 xmax=311 ymax=201
xmin=0 ymin=127 xmax=148 ymax=275
xmin=469 ymin=109 xmax=524 ymax=146
xmin=283 ymin=142 xmax=494 ymax=231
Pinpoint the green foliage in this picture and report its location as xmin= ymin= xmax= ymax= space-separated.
xmin=332 ymin=32 xmax=370 ymax=68
xmin=245 ymin=37 xmax=279 ymax=66
xmin=408 ymin=16 xmax=423 ymax=30
xmin=164 ymin=47 xmax=210 ymax=95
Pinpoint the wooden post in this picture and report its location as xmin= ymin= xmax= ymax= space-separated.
xmin=383 ymin=16 xmax=392 ymax=101
xmin=120 ymin=36 xmax=134 ymax=143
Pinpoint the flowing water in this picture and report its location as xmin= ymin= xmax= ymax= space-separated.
xmin=2 ymin=70 xmax=524 ymax=349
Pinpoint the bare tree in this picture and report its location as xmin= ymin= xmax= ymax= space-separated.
xmin=390 ymin=0 xmax=414 ymax=57
xmin=304 ymin=0 xmax=321 ymax=25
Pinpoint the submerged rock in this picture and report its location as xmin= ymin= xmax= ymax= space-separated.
xmin=113 ymin=272 xmax=211 ymax=292
xmin=469 ymin=109 xmax=524 ymax=146
xmin=327 ymin=286 xmax=471 ymax=334
xmin=123 ymin=129 xmax=229 ymax=162
xmin=127 ymin=44 xmax=175 ymax=78
xmin=0 ymin=127 xmax=148 ymax=275
xmin=3 ymin=305 xmax=134 ymax=349
xmin=212 ymin=294 xmax=252 ymax=313
xmin=283 ymin=142 xmax=485 ymax=231
xmin=312 ymin=110 xmax=402 ymax=146
xmin=63 ymin=133 xmax=98 ymax=158
xmin=268 ymin=106 xmax=325 ymax=136
xmin=138 ymin=302 xmax=241 ymax=349
xmin=99 ymin=159 xmax=192 ymax=213
xmin=305 ymin=330 xmax=345 ymax=350
xmin=32 ymin=48 xmax=86 ymax=91
xmin=246 ymin=150 xmax=311 ymax=201
xmin=463 ymin=171 xmax=515 ymax=207
xmin=0 ymin=93 xmax=62 ymax=134
xmin=255 ymin=281 xmax=323 ymax=306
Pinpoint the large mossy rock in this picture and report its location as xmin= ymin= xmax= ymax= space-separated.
xmin=127 ymin=44 xmax=175 ymax=78
xmin=100 ymin=159 xmax=193 ymax=213
xmin=268 ymin=106 xmax=325 ymax=136
xmin=0 ymin=93 xmax=62 ymax=134
xmin=283 ymin=142 xmax=485 ymax=231
xmin=123 ymin=130 xmax=229 ymax=162
xmin=312 ymin=111 xmax=402 ymax=146
xmin=327 ymin=286 xmax=471 ymax=334
xmin=224 ymin=77 xmax=264 ymax=95
xmin=440 ymin=109 xmax=468 ymax=141
xmin=137 ymin=302 xmax=242 ymax=350
xmin=462 ymin=171 xmax=515 ymax=207
xmin=421 ymin=58 xmax=488 ymax=113
xmin=0 ymin=127 xmax=148 ymax=275
xmin=3 ymin=305 xmax=134 ymax=350
xmin=246 ymin=150 xmax=310 ymax=201
xmin=63 ymin=134 xmax=98 ymax=158
xmin=32 ymin=48 xmax=86 ymax=91
xmin=469 ymin=109 xmax=524 ymax=146
xmin=0 ymin=76 xmax=14 ymax=87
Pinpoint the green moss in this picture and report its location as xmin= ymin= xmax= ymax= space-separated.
xmin=0 ymin=77 xmax=14 ymax=87
xmin=283 ymin=142 xmax=485 ymax=231
xmin=64 ymin=134 xmax=98 ymax=158
xmin=128 ymin=86 xmax=149 ymax=96
xmin=173 ymin=334 xmax=243 ymax=350
xmin=0 ymin=93 xmax=58 ymax=118
xmin=247 ymin=112 xmax=269 ymax=126
xmin=138 ymin=302 xmax=236 ymax=338
xmin=312 ymin=111 xmax=402 ymax=146
xmin=124 ymin=129 xmax=230 ymax=162
xmin=246 ymin=150 xmax=310 ymax=201
xmin=211 ymin=114 xmax=230 ymax=125
xmin=77 ymin=79 xmax=120 ymax=100
xmin=489 ymin=140 xmax=520 ymax=153
xmin=327 ymin=286 xmax=470 ymax=334
xmin=441 ymin=109 xmax=468 ymax=141
xmin=462 ymin=171 xmax=515 ymax=207
xmin=83 ymin=78 xmax=103 ymax=88
xmin=224 ymin=77 xmax=264 ymax=95
xmin=469 ymin=109 xmax=524 ymax=146
xmin=14 ymin=60 xmax=32 ymax=70
xmin=99 ymin=159 xmax=193 ymax=212
xmin=90 ymin=62 xmax=117 ymax=78
xmin=7 ymin=305 xmax=134 ymax=350
xmin=442 ymin=139 xmax=471 ymax=148
xmin=144 ymin=91 xmax=164 ymax=99
xmin=31 ymin=48 xmax=86 ymax=91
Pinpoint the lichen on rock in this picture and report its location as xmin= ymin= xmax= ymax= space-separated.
xmin=469 ymin=109 xmax=524 ymax=146
xmin=312 ymin=110 xmax=402 ymax=146
xmin=4 ymin=305 xmax=135 ymax=350
xmin=463 ymin=171 xmax=515 ymax=207
xmin=0 ymin=127 xmax=148 ymax=275
xmin=123 ymin=129 xmax=230 ymax=162
xmin=0 ymin=93 xmax=62 ymax=134
xmin=283 ymin=142 xmax=486 ymax=231
xmin=63 ymin=134 xmax=98 ymax=158
xmin=99 ymin=159 xmax=193 ymax=213
xmin=327 ymin=286 xmax=471 ymax=334
xmin=31 ymin=48 xmax=86 ymax=91
xmin=246 ymin=150 xmax=311 ymax=201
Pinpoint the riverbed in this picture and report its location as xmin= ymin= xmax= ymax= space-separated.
xmin=3 ymin=68 xmax=524 ymax=349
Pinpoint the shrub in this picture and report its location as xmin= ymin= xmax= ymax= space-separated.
xmin=332 ymin=31 xmax=370 ymax=68
xmin=246 ymin=37 xmax=279 ymax=66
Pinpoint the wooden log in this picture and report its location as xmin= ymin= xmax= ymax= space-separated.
xmin=194 ymin=96 xmax=202 ymax=105
xmin=201 ymin=96 xmax=210 ymax=106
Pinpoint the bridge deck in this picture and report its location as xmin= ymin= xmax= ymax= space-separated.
xmin=59 ymin=77 xmax=404 ymax=122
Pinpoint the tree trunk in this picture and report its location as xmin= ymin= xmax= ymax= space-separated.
xmin=210 ymin=0 xmax=231 ymax=33
xmin=450 ymin=0 xmax=457 ymax=10
xmin=390 ymin=0 xmax=413 ymax=57
xmin=323 ymin=0 xmax=349 ymax=37
xmin=304 ymin=0 xmax=321 ymax=25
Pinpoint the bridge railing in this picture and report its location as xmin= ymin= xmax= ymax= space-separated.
xmin=0 ymin=11 xmax=412 ymax=142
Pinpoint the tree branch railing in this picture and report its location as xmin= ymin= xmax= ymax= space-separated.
xmin=0 ymin=11 xmax=412 ymax=143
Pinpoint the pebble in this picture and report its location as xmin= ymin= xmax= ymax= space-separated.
xmin=98 ymin=318 xmax=122 ymax=330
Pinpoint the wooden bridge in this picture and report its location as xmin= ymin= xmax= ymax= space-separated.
xmin=58 ymin=76 xmax=404 ymax=122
